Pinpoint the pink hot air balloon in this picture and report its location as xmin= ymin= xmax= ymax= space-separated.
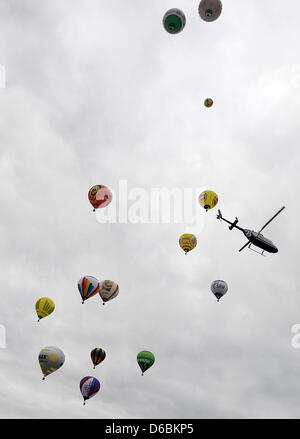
xmin=88 ymin=185 xmax=112 ymax=211
xmin=198 ymin=0 xmax=222 ymax=22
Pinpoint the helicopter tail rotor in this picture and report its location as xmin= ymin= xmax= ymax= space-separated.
xmin=229 ymin=218 xmax=239 ymax=230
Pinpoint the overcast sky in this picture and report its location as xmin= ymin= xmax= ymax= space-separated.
xmin=0 ymin=0 xmax=300 ymax=419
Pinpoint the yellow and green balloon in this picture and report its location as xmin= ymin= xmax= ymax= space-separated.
xmin=35 ymin=297 xmax=55 ymax=322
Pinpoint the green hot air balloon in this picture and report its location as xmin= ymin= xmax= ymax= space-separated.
xmin=137 ymin=351 xmax=155 ymax=376
xmin=163 ymin=9 xmax=186 ymax=34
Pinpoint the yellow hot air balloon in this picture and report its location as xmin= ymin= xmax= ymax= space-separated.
xmin=204 ymin=98 xmax=213 ymax=107
xmin=179 ymin=234 xmax=197 ymax=254
xmin=35 ymin=297 xmax=55 ymax=322
xmin=198 ymin=190 xmax=218 ymax=211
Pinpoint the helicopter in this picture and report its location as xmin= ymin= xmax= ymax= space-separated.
xmin=216 ymin=206 xmax=285 ymax=255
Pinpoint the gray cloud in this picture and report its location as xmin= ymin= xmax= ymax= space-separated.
xmin=0 ymin=0 xmax=299 ymax=419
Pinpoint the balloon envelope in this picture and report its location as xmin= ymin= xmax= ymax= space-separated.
xmin=211 ymin=280 xmax=228 ymax=301
xmin=39 ymin=346 xmax=65 ymax=379
xmin=78 ymin=276 xmax=100 ymax=303
xmin=163 ymin=9 xmax=186 ymax=34
xmin=88 ymin=185 xmax=112 ymax=210
xmin=198 ymin=0 xmax=222 ymax=22
xmin=137 ymin=351 xmax=155 ymax=375
xmin=35 ymin=297 xmax=55 ymax=321
xmin=80 ymin=376 xmax=100 ymax=404
xmin=204 ymin=98 xmax=214 ymax=107
xmin=91 ymin=348 xmax=106 ymax=368
xmin=99 ymin=280 xmax=119 ymax=304
xmin=199 ymin=190 xmax=218 ymax=211
xmin=179 ymin=234 xmax=197 ymax=254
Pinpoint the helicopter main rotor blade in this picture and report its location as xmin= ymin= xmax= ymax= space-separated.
xmin=258 ymin=206 xmax=285 ymax=233
xmin=239 ymin=241 xmax=250 ymax=252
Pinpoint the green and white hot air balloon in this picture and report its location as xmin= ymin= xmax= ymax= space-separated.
xmin=137 ymin=351 xmax=155 ymax=376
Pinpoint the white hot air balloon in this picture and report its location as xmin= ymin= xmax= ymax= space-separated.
xmin=38 ymin=346 xmax=65 ymax=380
xmin=99 ymin=280 xmax=119 ymax=305
xmin=211 ymin=280 xmax=228 ymax=302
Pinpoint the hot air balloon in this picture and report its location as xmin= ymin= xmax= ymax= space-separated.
xmin=198 ymin=190 xmax=218 ymax=211
xmin=88 ymin=185 xmax=112 ymax=211
xmin=211 ymin=280 xmax=228 ymax=302
xmin=179 ymin=234 xmax=197 ymax=254
xmin=91 ymin=348 xmax=106 ymax=369
xmin=80 ymin=376 xmax=100 ymax=405
xmin=35 ymin=297 xmax=55 ymax=322
xmin=39 ymin=346 xmax=65 ymax=380
xmin=137 ymin=351 xmax=155 ymax=376
xmin=204 ymin=98 xmax=213 ymax=108
xmin=163 ymin=8 xmax=186 ymax=34
xmin=198 ymin=0 xmax=222 ymax=22
xmin=78 ymin=276 xmax=100 ymax=304
xmin=99 ymin=280 xmax=119 ymax=305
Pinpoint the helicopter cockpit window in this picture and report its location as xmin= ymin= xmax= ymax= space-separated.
xmin=263 ymin=236 xmax=274 ymax=245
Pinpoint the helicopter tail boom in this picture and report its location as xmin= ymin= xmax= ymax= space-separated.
xmin=217 ymin=210 xmax=242 ymax=231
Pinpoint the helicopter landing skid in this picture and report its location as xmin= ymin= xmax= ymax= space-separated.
xmin=248 ymin=245 xmax=266 ymax=257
